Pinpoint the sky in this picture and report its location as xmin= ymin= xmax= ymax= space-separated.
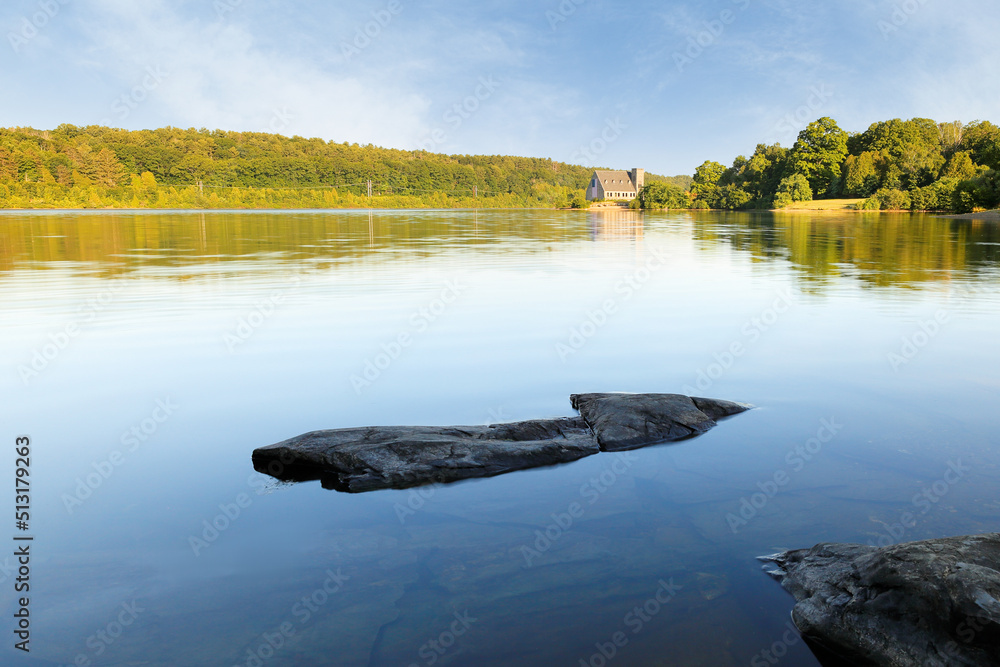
xmin=1 ymin=0 xmax=999 ymax=176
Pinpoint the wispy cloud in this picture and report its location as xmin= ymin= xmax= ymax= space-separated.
xmin=77 ymin=0 xmax=431 ymax=145
xmin=1 ymin=0 xmax=998 ymax=175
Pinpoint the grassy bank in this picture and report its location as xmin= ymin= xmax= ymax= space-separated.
xmin=0 ymin=182 xmax=551 ymax=210
xmin=776 ymin=199 xmax=865 ymax=211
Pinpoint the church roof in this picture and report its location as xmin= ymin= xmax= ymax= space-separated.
xmin=593 ymin=170 xmax=637 ymax=193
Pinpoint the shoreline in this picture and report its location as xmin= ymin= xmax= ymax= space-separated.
xmin=0 ymin=205 xmax=557 ymax=214
xmin=938 ymin=210 xmax=1000 ymax=221
xmin=2 ymin=204 xmax=997 ymax=219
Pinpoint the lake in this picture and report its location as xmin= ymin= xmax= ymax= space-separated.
xmin=2 ymin=208 xmax=999 ymax=666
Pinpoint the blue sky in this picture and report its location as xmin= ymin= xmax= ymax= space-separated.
xmin=2 ymin=0 xmax=999 ymax=176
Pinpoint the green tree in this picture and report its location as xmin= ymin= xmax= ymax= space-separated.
xmin=91 ymin=148 xmax=125 ymax=187
xmin=745 ymin=144 xmax=789 ymax=201
xmin=941 ymin=151 xmax=978 ymax=181
xmin=848 ymin=118 xmax=945 ymax=189
xmin=717 ymin=144 xmax=791 ymax=208
xmin=910 ymin=177 xmax=959 ymax=211
xmin=0 ymin=148 xmax=16 ymax=182
xmin=789 ymin=117 xmax=849 ymax=197
xmin=952 ymin=170 xmax=1000 ymax=212
xmin=960 ymin=121 xmax=1000 ymax=171
xmin=690 ymin=160 xmax=726 ymax=208
xmin=851 ymin=118 xmax=936 ymax=158
xmin=899 ymin=143 xmax=945 ymax=188
xmin=861 ymin=188 xmax=911 ymax=211
xmin=692 ymin=160 xmax=725 ymax=193
xmin=715 ymin=184 xmax=751 ymax=210
xmin=638 ymin=181 xmax=688 ymax=209
xmin=55 ymin=164 xmax=72 ymax=186
xmin=775 ymin=174 xmax=812 ymax=203
xmin=842 ymin=151 xmax=882 ymax=197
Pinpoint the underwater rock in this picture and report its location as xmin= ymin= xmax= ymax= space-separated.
xmin=761 ymin=533 xmax=1000 ymax=666
xmin=253 ymin=393 xmax=752 ymax=493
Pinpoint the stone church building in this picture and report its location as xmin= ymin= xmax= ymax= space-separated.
xmin=586 ymin=168 xmax=645 ymax=201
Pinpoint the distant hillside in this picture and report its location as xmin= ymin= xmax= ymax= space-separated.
xmin=0 ymin=125 xmax=689 ymax=209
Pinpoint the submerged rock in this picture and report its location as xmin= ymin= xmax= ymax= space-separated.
xmin=253 ymin=393 xmax=752 ymax=493
xmin=761 ymin=533 xmax=1000 ymax=666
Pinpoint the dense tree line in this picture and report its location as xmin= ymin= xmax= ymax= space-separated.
xmin=0 ymin=125 xmax=688 ymax=210
xmin=686 ymin=118 xmax=1000 ymax=213
xmin=7 ymin=121 xmax=993 ymax=213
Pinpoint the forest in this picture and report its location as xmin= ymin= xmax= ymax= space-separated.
xmin=2 ymin=120 xmax=996 ymax=212
xmin=687 ymin=117 xmax=1000 ymax=213
xmin=0 ymin=125 xmax=686 ymax=210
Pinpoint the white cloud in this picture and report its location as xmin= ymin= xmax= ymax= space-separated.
xmin=78 ymin=0 xmax=431 ymax=146
xmin=6 ymin=0 xmax=997 ymax=176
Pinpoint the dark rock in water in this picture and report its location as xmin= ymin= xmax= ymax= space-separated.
xmin=254 ymin=418 xmax=598 ymax=493
xmin=253 ymin=393 xmax=752 ymax=492
xmin=761 ymin=533 xmax=1000 ymax=667
xmin=691 ymin=396 xmax=754 ymax=422
xmin=570 ymin=393 xmax=752 ymax=451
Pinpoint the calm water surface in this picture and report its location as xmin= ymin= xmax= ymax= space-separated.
xmin=1 ymin=209 xmax=999 ymax=666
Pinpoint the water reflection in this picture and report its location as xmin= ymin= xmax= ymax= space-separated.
xmin=0 ymin=210 xmax=586 ymax=277
xmin=690 ymin=211 xmax=1000 ymax=288
xmin=588 ymin=208 xmax=645 ymax=242
xmin=2 ymin=209 xmax=998 ymax=289
xmin=2 ymin=209 xmax=1000 ymax=667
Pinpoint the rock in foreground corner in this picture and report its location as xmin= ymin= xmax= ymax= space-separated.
xmin=253 ymin=392 xmax=752 ymax=493
xmin=761 ymin=533 xmax=1000 ymax=666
